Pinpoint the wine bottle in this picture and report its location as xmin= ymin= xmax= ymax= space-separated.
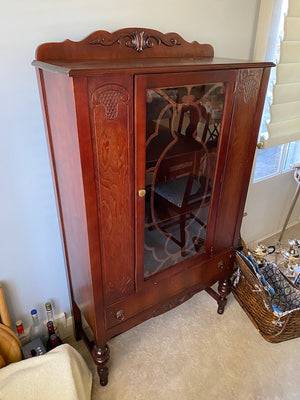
xmin=50 ymin=333 xmax=62 ymax=349
xmin=46 ymin=321 xmax=62 ymax=351
xmin=45 ymin=302 xmax=60 ymax=337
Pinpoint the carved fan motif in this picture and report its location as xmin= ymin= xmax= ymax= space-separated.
xmin=89 ymin=29 xmax=181 ymax=53
xmin=34 ymin=27 xmax=214 ymax=61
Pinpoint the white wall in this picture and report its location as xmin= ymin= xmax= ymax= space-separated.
xmin=0 ymin=0 xmax=260 ymax=330
xmin=241 ymin=156 xmax=300 ymax=244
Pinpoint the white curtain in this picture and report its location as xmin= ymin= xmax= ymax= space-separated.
xmin=266 ymin=0 xmax=300 ymax=148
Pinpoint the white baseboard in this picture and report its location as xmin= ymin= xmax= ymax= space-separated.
xmin=246 ymin=219 xmax=300 ymax=246
xmin=55 ymin=313 xmax=74 ymax=339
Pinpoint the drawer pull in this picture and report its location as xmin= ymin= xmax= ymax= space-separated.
xmin=218 ymin=261 xmax=224 ymax=269
xmin=116 ymin=310 xmax=125 ymax=321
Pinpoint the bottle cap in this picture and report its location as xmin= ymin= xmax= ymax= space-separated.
xmin=16 ymin=320 xmax=24 ymax=334
xmin=45 ymin=302 xmax=52 ymax=312
xmin=50 ymin=334 xmax=59 ymax=345
xmin=31 ymin=309 xmax=37 ymax=315
xmin=47 ymin=321 xmax=54 ymax=330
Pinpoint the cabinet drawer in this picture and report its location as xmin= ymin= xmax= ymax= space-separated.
xmin=105 ymin=251 xmax=232 ymax=330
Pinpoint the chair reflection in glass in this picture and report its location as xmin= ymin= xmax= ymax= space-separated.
xmin=153 ymin=145 xmax=217 ymax=256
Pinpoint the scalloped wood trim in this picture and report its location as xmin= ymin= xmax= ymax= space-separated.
xmin=36 ymin=28 xmax=214 ymax=61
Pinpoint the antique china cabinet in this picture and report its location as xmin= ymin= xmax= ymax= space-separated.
xmin=33 ymin=28 xmax=273 ymax=385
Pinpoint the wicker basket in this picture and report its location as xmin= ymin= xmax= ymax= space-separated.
xmin=232 ymin=252 xmax=300 ymax=343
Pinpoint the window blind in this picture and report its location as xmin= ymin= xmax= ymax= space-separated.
xmin=266 ymin=0 xmax=300 ymax=148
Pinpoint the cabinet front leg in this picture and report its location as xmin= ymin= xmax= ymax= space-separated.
xmin=217 ymin=279 xmax=231 ymax=314
xmin=92 ymin=344 xmax=110 ymax=386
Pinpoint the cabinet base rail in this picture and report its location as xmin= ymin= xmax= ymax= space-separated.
xmin=74 ymin=278 xmax=231 ymax=386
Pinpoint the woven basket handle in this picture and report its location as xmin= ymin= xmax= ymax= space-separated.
xmin=272 ymin=313 xmax=290 ymax=337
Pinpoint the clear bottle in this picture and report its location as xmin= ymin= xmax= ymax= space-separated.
xmin=15 ymin=320 xmax=30 ymax=346
xmin=29 ymin=309 xmax=47 ymax=345
xmin=45 ymin=302 xmax=60 ymax=337
xmin=46 ymin=321 xmax=62 ymax=351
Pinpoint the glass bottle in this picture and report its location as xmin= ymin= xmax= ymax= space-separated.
xmin=46 ymin=321 xmax=62 ymax=351
xmin=15 ymin=320 xmax=30 ymax=346
xmin=45 ymin=302 xmax=60 ymax=337
xmin=50 ymin=333 xmax=61 ymax=349
xmin=29 ymin=309 xmax=47 ymax=345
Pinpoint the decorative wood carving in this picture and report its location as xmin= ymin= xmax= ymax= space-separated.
xmin=151 ymin=288 xmax=201 ymax=318
xmin=89 ymin=29 xmax=181 ymax=53
xmin=89 ymin=81 xmax=134 ymax=305
xmin=91 ymin=84 xmax=129 ymax=120
xmin=35 ymin=28 xmax=214 ymax=61
xmin=237 ymin=69 xmax=260 ymax=104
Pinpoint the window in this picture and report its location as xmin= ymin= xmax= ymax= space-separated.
xmin=284 ymin=140 xmax=300 ymax=170
xmin=253 ymin=0 xmax=300 ymax=182
xmin=254 ymin=141 xmax=300 ymax=181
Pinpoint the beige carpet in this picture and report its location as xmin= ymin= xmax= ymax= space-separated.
xmin=69 ymin=225 xmax=300 ymax=400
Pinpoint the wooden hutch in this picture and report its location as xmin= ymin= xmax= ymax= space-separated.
xmin=32 ymin=28 xmax=273 ymax=385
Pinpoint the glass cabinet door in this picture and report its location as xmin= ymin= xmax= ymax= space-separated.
xmin=135 ymin=73 xmax=232 ymax=279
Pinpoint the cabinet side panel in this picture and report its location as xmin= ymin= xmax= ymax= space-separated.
xmin=88 ymin=76 xmax=134 ymax=305
xmin=39 ymin=70 xmax=97 ymax=332
xmin=214 ymin=68 xmax=270 ymax=250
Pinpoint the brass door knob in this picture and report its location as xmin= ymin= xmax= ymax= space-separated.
xmin=138 ymin=189 xmax=146 ymax=197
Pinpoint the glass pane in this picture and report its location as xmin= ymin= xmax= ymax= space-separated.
xmin=144 ymin=83 xmax=226 ymax=278
xmin=253 ymin=145 xmax=283 ymax=182
xmin=283 ymin=141 xmax=300 ymax=171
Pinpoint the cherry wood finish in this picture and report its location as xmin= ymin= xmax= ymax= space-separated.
xmin=35 ymin=27 xmax=214 ymax=61
xmin=33 ymin=28 xmax=273 ymax=385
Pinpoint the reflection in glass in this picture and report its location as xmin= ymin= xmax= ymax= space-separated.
xmin=144 ymin=83 xmax=226 ymax=278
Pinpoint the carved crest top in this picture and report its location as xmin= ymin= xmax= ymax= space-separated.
xmin=35 ymin=27 xmax=214 ymax=61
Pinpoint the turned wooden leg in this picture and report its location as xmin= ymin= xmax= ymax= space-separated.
xmin=92 ymin=344 xmax=110 ymax=386
xmin=217 ymin=279 xmax=231 ymax=314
